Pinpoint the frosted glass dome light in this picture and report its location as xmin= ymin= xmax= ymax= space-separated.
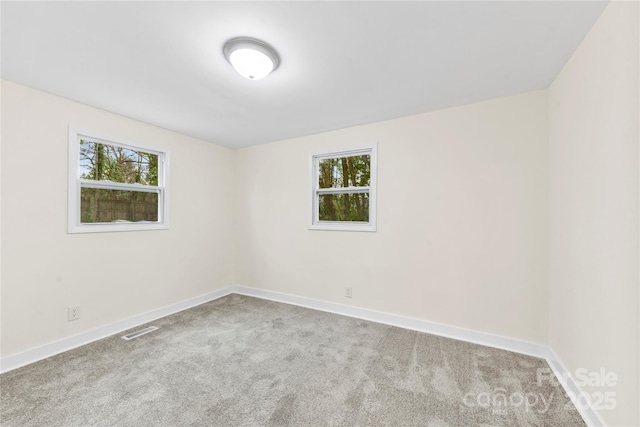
xmin=223 ymin=37 xmax=280 ymax=80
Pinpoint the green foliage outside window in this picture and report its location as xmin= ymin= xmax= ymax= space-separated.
xmin=79 ymin=140 xmax=160 ymax=223
xmin=79 ymin=140 xmax=158 ymax=185
xmin=318 ymin=154 xmax=370 ymax=222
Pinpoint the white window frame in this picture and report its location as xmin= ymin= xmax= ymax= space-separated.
xmin=309 ymin=144 xmax=377 ymax=232
xmin=68 ymin=126 xmax=170 ymax=233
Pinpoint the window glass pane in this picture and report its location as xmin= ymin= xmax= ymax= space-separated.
xmin=81 ymin=188 xmax=159 ymax=223
xmin=318 ymin=192 xmax=369 ymax=222
xmin=318 ymin=154 xmax=370 ymax=189
xmin=79 ymin=140 xmax=158 ymax=186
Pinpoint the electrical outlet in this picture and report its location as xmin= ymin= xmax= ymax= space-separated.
xmin=345 ymin=287 xmax=352 ymax=298
xmin=68 ymin=306 xmax=81 ymax=321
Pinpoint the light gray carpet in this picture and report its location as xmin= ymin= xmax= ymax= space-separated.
xmin=1 ymin=294 xmax=586 ymax=426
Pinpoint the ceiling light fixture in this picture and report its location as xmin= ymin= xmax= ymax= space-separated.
xmin=223 ymin=37 xmax=280 ymax=80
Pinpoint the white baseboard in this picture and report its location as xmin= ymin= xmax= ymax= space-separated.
xmin=545 ymin=348 xmax=608 ymax=427
xmin=0 ymin=284 xmax=607 ymax=427
xmin=232 ymin=285 xmax=550 ymax=357
xmin=0 ymin=287 xmax=234 ymax=374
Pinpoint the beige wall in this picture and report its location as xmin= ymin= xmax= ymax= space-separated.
xmin=0 ymin=80 xmax=236 ymax=357
xmin=235 ymin=90 xmax=549 ymax=344
xmin=548 ymin=1 xmax=640 ymax=426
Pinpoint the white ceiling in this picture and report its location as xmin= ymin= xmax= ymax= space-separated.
xmin=1 ymin=1 xmax=608 ymax=149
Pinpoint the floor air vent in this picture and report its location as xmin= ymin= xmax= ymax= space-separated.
xmin=122 ymin=326 xmax=158 ymax=340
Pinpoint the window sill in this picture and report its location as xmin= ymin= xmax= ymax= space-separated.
xmin=68 ymin=222 xmax=169 ymax=234
xmin=308 ymin=222 xmax=376 ymax=232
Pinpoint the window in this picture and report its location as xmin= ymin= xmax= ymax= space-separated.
xmin=310 ymin=144 xmax=377 ymax=231
xmin=68 ymin=127 xmax=169 ymax=233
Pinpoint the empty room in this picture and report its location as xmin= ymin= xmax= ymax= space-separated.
xmin=1 ymin=1 xmax=638 ymax=426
